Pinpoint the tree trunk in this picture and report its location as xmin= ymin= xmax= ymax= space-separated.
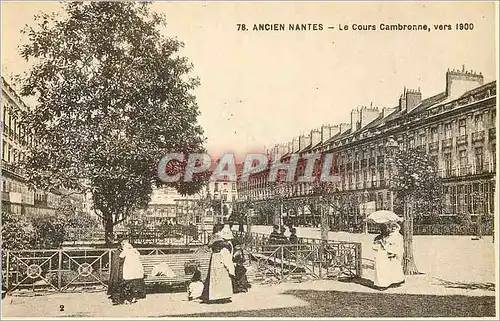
xmin=403 ymin=197 xmax=420 ymax=275
xmin=320 ymin=202 xmax=329 ymax=242
xmin=104 ymin=215 xmax=114 ymax=247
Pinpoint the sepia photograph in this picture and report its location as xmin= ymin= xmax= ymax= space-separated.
xmin=1 ymin=1 xmax=498 ymax=319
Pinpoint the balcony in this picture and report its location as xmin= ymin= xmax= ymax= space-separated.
xmin=456 ymin=135 xmax=468 ymax=146
xmin=441 ymin=168 xmax=457 ymax=178
xmin=2 ymin=191 xmax=22 ymax=204
xmin=457 ymin=166 xmax=472 ymax=176
xmin=429 ymin=142 xmax=439 ymax=151
xmin=472 ymin=163 xmax=493 ymax=175
xmin=472 ymin=131 xmax=485 ymax=143
xmin=489 ymin=128 xmax=496 ymax=141
xmin=442 ymin=138 xmax=453 ymax=149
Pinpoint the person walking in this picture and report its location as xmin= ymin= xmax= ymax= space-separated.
xmin=372 ymin=223 xmax=404 ymax=290
xmin=200 ymin=235 xmax=235 ymax=304
xmin=385 ymin=222 xmax=405 ymax=287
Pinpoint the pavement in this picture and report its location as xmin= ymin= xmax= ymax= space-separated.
xmin=2 ymin=227 xmax=497 ymax=318
xmin=2 ymin=272 xmax=496 ymax=318
xmin=250 ymin=225 xmax=497 ymax=284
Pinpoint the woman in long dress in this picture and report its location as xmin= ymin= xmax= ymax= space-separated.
xmin=107 ymin=242 xmax=124 ymax=305
xmin=200 ymin=235 xmax=235 ymax=303
xmin=120 ymin=240 xmax=146 ymax=304
xmin=372 ymin=223 xmax=392 ymax=289
xmin=372 ymin=222 xmax=405 ymax=290
xmin=385 ymin=222 xmax=405 ymax=286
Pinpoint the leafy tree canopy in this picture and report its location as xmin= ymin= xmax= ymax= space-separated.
xmin=17 ymin=2 xmax=207 ymax=241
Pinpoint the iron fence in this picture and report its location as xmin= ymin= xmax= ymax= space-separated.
xmin=1 ymin=246 xmax=210 ymax=294
xmin=235 ymin=231 xmax=362 ymax=282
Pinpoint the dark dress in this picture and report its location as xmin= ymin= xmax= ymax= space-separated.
xmin=107 ymin=249 xmax=124 ymax=304
xmin=232 ymin=248 xmax=251 ymax=293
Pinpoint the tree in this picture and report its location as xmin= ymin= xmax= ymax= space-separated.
xmin=390 ymin=145 xmax=444 ymax=275
xmin=1 ymin=211 xmax=35 ymax=251
xmin=17 ymin=2 xmax=206 ymax=245
xmin=31 ymin=213 xmax=68 ymax=249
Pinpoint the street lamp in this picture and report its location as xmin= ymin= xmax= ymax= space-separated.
xmin=363 ymin=190 xmax=369 ymax=234
xmin=385 ymin=137 xmax=399 ymax=211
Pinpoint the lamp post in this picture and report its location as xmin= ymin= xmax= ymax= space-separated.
xmin=363 ymin=190 xmax=369 ymax=234
xmin=385 ymin=137 xmax=399 ymax=211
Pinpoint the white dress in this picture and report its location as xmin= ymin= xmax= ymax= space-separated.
xmin=202 ymin=247 xmax=235 ymax=301
xmin=385 ymin=231 xmax=405 ymax=284
xmin=120 ymin=247 xmax=144 ymax=280
xmin=373 ymin=233 xmax=405 ymax=288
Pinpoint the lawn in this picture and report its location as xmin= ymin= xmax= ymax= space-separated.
xmin=174 ymin=289 xmax=496 ymax=318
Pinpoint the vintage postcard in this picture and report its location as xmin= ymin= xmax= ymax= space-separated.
xmin=1 ymin=1 xmax=498 ymax=319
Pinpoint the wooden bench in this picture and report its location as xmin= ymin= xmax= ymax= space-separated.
xmin=140 ymin=250 xmax=211 ymax=290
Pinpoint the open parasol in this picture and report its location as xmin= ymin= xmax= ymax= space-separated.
xmin=364 ymin=210 xmax=403 ymax=224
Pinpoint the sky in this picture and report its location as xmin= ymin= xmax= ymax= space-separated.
xmin=1 ymin=1 xmax=497 ymax=161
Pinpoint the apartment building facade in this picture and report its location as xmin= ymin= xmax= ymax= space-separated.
xmin=1 ymin=77 xmax=87 ymax=217
xmin=237 ymin=68 xmax=496 ymax=227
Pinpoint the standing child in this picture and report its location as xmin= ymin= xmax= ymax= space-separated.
xmin=188 ymin=270 xmax=204 ymax=301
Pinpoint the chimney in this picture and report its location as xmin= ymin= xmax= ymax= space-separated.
xmin=405 ymin=88 xmax=422 ymax=113
xmin=272 ymin=144 xmax=280 ymax=162
xmin=299 ymin=134 xmax=310 ymax=150
xmin=339 ymin=122 xmax=351 ymax=134
xmin=350 ymin=108 xmax=360 ymax=132
xmin=329 ymin=125 xmax=340 ymax=137
xmin=321 ymin=124 xmax=331 ymax=141
xmin=446 ymin=66 xmax=484 ymax=98
xmin=399 ymin=87 xmax=407 ymax=110
xmin=310 ymin=129 xmax=321 ymax=146
xmin=382 ymin=106 xmax=398 ymax=118
xmin=360 ymin=106 xmax=379 ymax=128
xmin=292 ymin=137 xmax=300 ymax=152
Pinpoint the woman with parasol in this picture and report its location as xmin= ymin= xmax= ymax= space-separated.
xmin=365 ymin=210 xmax=405 ymax=290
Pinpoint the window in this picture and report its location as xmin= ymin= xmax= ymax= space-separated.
xmin=214 ymin=182 xmax=219 ymax=192
xmin=475 ymin=147 xmax=483 ymax=171
xmin=409 ymin=137 xmax=415 ymax=148
xmin=459 ymin=119 xmax=467 ymax=136
xmin=2 ymin=140 xmax=6 ymax=161
xmin=459 ymin=150 xmax=468 ymax=169
xmin=232 ymin=182 xmax=236 ymax=191
xmin=431 ymin=127 xmax=438 ymax=142
xmin=474 ymin=114 xmax=484 ymax=131
xmin=444 ymin=153 xmax=452 ymax=176
xmin=2 ymin=105 xmax=7 ymax=133
xmin=444 ymin=123 xmax=452 ymax=139
xmin=419 ymin=134 xmax=426 ymax=146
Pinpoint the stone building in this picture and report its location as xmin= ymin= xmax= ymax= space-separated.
xmin=1 ymin=77 xmax=71 ymax=217
xmin=237 ymin=68 xmax=496 ymax=228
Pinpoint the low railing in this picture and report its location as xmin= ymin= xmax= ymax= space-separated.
xmin=2 ymin=246 xmax=208 ymax=294
xmin=235 ymin=231 xmax=362 ymax=281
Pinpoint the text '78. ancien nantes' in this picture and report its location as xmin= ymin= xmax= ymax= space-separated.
xmin=237 ymin=23 xmax=324 ymax=31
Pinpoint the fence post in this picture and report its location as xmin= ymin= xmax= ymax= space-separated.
xmin=58 ymin=250 xmax=62 ymax=291
xmin=356 ymin=243 xmax=362 ymax=278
